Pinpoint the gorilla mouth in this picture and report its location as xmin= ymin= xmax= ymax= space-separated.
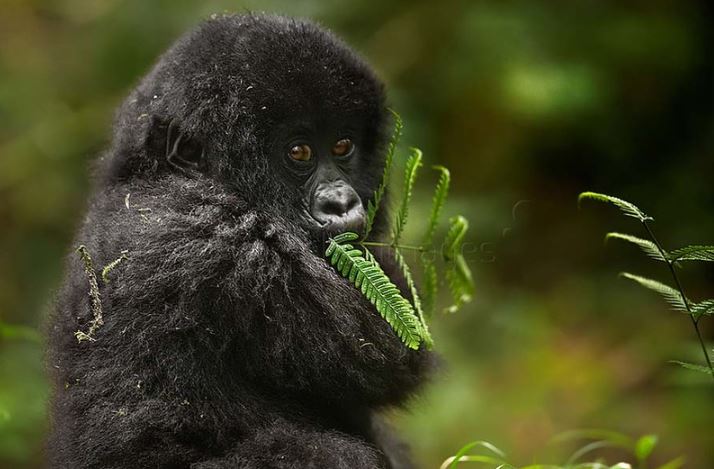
xmin=304 ymin=209 xmax=366 ymax=237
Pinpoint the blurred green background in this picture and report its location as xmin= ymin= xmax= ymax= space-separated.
xmin=1 ymin=0 xmax=713 ymax=467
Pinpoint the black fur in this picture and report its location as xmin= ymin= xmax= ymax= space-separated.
xmin=48 ymin=14 xmax=433 ymax=469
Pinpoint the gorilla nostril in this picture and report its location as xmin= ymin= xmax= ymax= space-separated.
xmin=312 ymin=183 xmax=363 ymax=224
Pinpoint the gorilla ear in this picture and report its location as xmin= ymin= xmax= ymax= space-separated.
xmin=165 ymin=119 xmax=206 ymax=175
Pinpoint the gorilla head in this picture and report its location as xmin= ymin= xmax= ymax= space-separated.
xmin=105 ymin=14 xmax=389 ymax=242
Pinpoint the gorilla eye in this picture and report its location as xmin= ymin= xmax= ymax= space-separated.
xmin=289 ymin=144 xmax=312 ymax=162
xmin=332 ymin=138 xmax=354 ymax=157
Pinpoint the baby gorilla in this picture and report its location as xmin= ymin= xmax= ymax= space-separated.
xmin=48 ymin=14 xmax=433 ymax=469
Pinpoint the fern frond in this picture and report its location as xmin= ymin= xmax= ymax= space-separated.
xmin=392 ymin=148 xmax=422 ymax=245
xmin=691 ymin=299 xmax=714 ymax=319
xmin=421 ymin=257 xmax=438 ymax=320
xmin=605 ymin=233 xmax=666 ymax=261
xmin=442 ymin=216 xmax=474 ymax=313
xmin=443 ymin=215 xmax=469 ymax=261
xmin=669 ymin=245 xmax=714 ymax=262
xmin=422 ymin=165 xmax=450 ymax=247
xmin=670 ymin=360 xmax=714 ymax=375
xmin=578 ymin=192 xmax=652 ymax=222
xmin=363 ymin=110 xmax=403 ymax=239
xmin=325 ymin=235 xmax=424 ymax=349
xmin=445 ymin=254 xmax=474 ymax=313
xmin=394 ymin=248 xmax=433 ymax=348
xmin=619 ymin=272 xmax=687 ymax=312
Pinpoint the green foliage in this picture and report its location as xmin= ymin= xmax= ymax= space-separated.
xmin=443 ymin=431 xmax=680 ymax=469
xmin=580 ymin=191 xmax=714 ymax=380
xmin=669 ymin=245 xmax=714 ymax=262
xmin=578 ymin=191 xmax=652 ymax=222
xmin=325 ymin=113 xmax=474 ymax=349
xmin=443 ymin=216 xmax=474 ymax=313
xmin=0 ymin=322 xmax=40 ymax=343
xmin=669 ymin=360 xmax=714 ymax=375
xmin=420 ymin=258 xmax=438 ymax=319
xmin=325 ymin=232 xmax=425 ymax=350
xmin=606 ymin=233 xmax=665 ymax=262
xmin=363 ymin=109 xmax=402 ymax=240
xmin=619 ymin=273 xmax=687 ymax=312
xmin=422 ymin=165 xmax=451 ymax=247
xmin=392 ymin=148 xmax=422 ymax=245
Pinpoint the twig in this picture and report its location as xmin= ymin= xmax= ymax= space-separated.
xmin=75 ymin=245 xmax=104 ymax=342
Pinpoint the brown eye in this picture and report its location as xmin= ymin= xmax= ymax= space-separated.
xmin=289 ymin=144 xmax=312 ymax=162
xmin=332 ymin=138 xmax=354 ymax=157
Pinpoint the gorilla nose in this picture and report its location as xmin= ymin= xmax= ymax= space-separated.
xmin=311 ymin=182 xmax=365 ymax=233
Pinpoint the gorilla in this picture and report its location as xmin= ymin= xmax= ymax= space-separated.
xmin=48 ymin=13 xmax=433 ymax=469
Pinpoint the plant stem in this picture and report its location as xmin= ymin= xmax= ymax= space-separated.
xmin=360 ymin=241 xmax=427 ymax=253
xmin=642 ymin=220 xmax=714 ymax=380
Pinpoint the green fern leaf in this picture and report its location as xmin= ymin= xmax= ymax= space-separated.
xmin=421 ymin=257 xmax=438 ymax=320
xmin=670 ymin=360 xmax=714 ymax=375
xmin=394 ymin=248 xmax=433 ymax=347
xmin=443 ymin=216 xmax=474 ymax=313
xmin=691 ymin=299 xmax=714 ymax=319
xmin=363 ymin=110 xmax=403 ymax=239
xmin=578 ymin=192 xmax=652 ymax=222
xmin=620 ymin=272 xmax=687 ymax=312
xmin=605 ymin=232 xmax=666 ymax=261
xmin=443 ymin=215 xmax=468 ymax=261
xmin=422 ymin=165 xmax=450 ymax=247
xmin=669 ymin=245 xmax=714 ymax=262
xmin=445 ymin=254 xmax=474 ymax=313
xmin=392 ymin=148 xmax=422 ymax=245
xmin=325 ymin=236 xmax=424 ymax=349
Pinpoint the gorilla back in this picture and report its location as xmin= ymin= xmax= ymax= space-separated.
xmin=48 ymin=14 xmax=432 ymax=469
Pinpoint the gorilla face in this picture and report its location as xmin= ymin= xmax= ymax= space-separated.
xmin=268 ymin=114 xmax=373 ymax=237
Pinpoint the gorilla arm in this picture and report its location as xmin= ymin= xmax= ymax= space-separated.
xmin=49 ymin=176 xmax=430 ymax=468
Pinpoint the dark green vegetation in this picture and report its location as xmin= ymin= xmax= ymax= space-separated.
xmin=1 ymin=1 xmax=713 ymax=468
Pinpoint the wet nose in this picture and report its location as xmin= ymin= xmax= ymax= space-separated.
xmin=311 ymin=181 xmax=365 ymax=232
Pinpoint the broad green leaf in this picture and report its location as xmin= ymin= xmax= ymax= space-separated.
xmin=605 ymin=233 xmax=665 ymax=261
xmin=619 ymin=273 xmax=687 ymax=312
xmin=634 ymin=434 xmax=658 ymax=462
xmin=578 ymin=192 xmax=652 ymax=222
xmin=392 ymin=148 xmax=422 ymax=244
xmin=669 ymin=245 xmax=714 ymax=262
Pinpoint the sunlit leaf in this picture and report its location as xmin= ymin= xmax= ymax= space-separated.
xmin=634 ymin=434 xmax=658 ymax=462
xmin=619 ymin=273 xmax=687 ymax=312
xmin=578 ymin=192 xmax=652 ymax=222
xmin=691 ymin=299 xmax=714 ymax=319
xmin=669 ymin=245 xmax=714 ymax=262
xmin=670 ymin=360 xmax=714 ymax=375
xmin=605 ymin=232 xmax=665 ymax=261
